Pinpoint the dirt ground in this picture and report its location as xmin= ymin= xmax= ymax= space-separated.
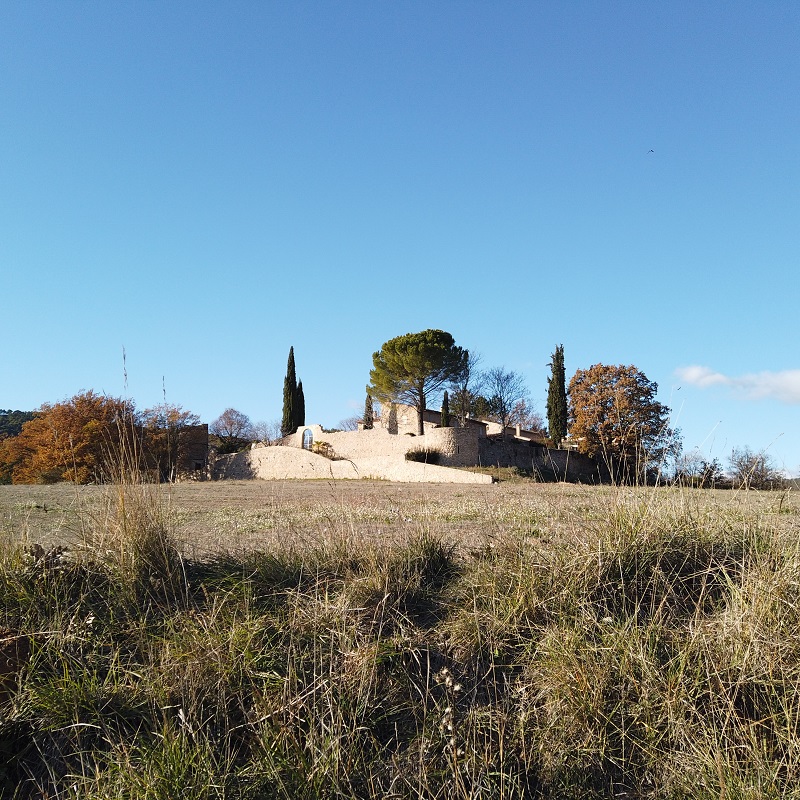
xmin=1 ymin=479 xmax=794 ymax=558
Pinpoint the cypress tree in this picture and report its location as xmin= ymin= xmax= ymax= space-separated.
xmin=295 ymin=380 xmax=305 ymax=430
xmin=440 ymin=391 xmax=451 ymax=427
xmin=546 ymin=344 xmax=568 ymax=446
xmin=281 ymin=347 xmax=297 ymax=438
xmin=387 ymin=403 xmax=398 ymax=434
xmin=363 ymin=393 xmax=374 ymax=430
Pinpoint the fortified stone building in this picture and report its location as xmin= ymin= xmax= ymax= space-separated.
xmin=213 ymin=405 xmax=606 ymax=484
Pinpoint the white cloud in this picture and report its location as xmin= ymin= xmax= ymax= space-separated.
xmin=675 ymin=365 xmax=730 ymax=388
xmin=676 ymin=365 xmax=800 ymax=404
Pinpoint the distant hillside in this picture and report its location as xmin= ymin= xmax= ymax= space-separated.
xmin=0 ymin=409 xmax=35 ymax=439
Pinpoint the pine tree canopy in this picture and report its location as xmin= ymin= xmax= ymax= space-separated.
xmin=368 ymin=329 xmax=468 ymax=436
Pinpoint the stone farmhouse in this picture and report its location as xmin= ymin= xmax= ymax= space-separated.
xmin=213 ymin=405 xmax=606 ymax=484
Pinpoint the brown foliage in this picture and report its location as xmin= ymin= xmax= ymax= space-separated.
xmin=210 ymin=408 xmax=253 ymax=442
xmin=568 ymin=364 xmax=677 ymax=482
xmin=0 ymin=391 xmax=135 ymax=484
xmin=140 ymin=404 xmax=202 ymax=482
xmin=209 ymin=408 xmax=254 ymax=453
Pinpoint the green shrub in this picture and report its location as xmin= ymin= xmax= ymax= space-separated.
xmin=405 ymin=447 xmax=442 ymax=465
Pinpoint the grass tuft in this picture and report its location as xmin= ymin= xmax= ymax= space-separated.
xmin=1 ymin=481 xmax=800 ymax=797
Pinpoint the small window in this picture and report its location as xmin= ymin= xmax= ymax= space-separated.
xmin=302 ymin=429 xmax=313 ymax=450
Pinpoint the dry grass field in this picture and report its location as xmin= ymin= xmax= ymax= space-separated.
xmin=2 ymin=477 xmax=800 ymax=798
xmin=2 ymin=478 xmax=795 ymax=556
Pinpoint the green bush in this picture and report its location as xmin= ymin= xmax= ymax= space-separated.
xmin=405 ymin=447 xmax=442 ymax=465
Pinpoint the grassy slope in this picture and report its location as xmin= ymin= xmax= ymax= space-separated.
xmin=1 ymin=480 xmax=799 ymax=798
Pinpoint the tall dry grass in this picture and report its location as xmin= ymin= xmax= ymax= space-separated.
xmin=0 ymin=478 xmax=798 ymax=798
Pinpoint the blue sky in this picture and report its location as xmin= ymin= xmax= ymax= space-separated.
xmin=2 ymin=2 xmax=798 ymax=473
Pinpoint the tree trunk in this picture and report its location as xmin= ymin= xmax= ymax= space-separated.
xmin=417 ymin=388 xmax=426 ymax=436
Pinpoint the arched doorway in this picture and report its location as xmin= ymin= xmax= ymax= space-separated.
xmin=302 ymin=428 xmax=313 ymax=450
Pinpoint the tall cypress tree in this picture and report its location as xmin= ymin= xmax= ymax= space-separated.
xmin=363 ymin=393 xmax=374 ymax=430
xmin=295 ymin=380 xmax=305 ymax=430
xmin=546 ymin=344 xmax=568 ymax=446
xmin=440 ymin=390 xmax=451 ymax=427
xmin=387 ymin=403 xmax=398 ymax=434
xmin=281 ymin=346 xmax=297 ymax=437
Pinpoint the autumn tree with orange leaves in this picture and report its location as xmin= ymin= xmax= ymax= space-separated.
xmin=0 ymin=391 xmax=135 ymax=484
xmin=568 ymin=364 xmax=679 ymax=483
xmin=140 ymin=404 xmax=202 ymax=482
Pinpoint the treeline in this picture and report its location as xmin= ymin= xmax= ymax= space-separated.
xmin=0 ymin=345 xmax=309 ymax=485
xmin=0 ymin=392 xmax=202 ymax=485
xmin=0 ymin=346 xmax=307 ymax=486
xmin=0 ymin=410 xmax=36 ymax=439
xmin=2 ymin=337 xmax=785 ymax=488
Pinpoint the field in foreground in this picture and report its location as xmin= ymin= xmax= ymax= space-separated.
xmin=1 ymin=479 xmax=800 ymax=798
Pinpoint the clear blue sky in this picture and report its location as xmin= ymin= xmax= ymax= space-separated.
xmin=2 ymin=2 xmax=798 ymax=473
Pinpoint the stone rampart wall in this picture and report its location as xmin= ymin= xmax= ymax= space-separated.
xmin=291 ymin=426 xmax=413 ymax=459
xmin=291 ymin=425 xmax=479 ymax=467
xmin=478 ymin=438 xmax=541 ymax=472
xmin=391 ymin=406 xmax=488 ymax=438
xmin=423 ymin=427 xmax=480 ymax=466
xmin=212 ymin=445 xmax=492 ymax=484
xmin=212 ymin=450 xmax=255 ymax=480
xmin=270 ymin=424 xmax=607 ymax=483
xmin=478 ymin=437 xmax=607 ymax=482
xmin=539 ymin=449 xmax=610 ymax=482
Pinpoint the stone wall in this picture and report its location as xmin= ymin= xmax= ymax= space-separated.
xmin=539 ymin=448 xmax=609 ymax=483
xmin=212 ymin=445 xmax=492 ymax=484
xmin=375 ymin=405 xmax=489 ymax=438
xmin=212 ymin=450 xmax=255 ymax=480
xmin=291 ymin=425 xmax=479 ymax=468
xmin=213 ymin=446 xmax=360 ymax=481
xmin=291 ymin=426 xmax=413 ymax=460
xmin=152 ymin=423 xmax=209 ymax=482
xmin=422 ymin=427 xmax=480 ymax=466
xmin=483 ymin=420 xmax=547 ymax=443
xmin=478 ymin=437 xmax=608 ymax=482
xmin=273 ymin=423 xmax=607 ymax=484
